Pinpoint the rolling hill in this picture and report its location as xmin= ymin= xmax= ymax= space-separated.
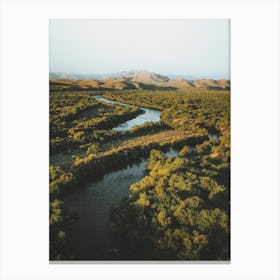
xmin=49 ymin=71 xmax=230 ymax=92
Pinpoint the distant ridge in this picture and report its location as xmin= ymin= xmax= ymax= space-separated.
xmin=49 ymin=70 xmax=230 ymax=92
xmin=50 ymin=70 xmax=229 ymax=81
xmin=120 ymin=71 xmax=170 ymax=84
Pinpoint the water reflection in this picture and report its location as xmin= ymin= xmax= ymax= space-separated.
xmin=93 ymin=95 xmax=161 ymax=131
xmin=64 ymin=149 xmax=178 ymax=260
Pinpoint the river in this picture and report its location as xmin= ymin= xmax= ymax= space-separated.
xmin=63 ymin=95 xmax=172 ymax=260
xmin=63 ymin=95 xmax=217 ymax=260
xmin=63 ymin=148 xmax=178 ymax=260
xmin=93 ymin=95 xmax=161 ymax=131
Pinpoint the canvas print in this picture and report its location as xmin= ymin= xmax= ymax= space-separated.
xmin=49 ymin=19 xmax=230 ymax=261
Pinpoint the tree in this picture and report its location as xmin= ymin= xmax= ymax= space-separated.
xmin=179 ymin=145 xmax=189 ymax=157
xmin=73 ymin=131 xmax=86 ymax=143
xmin=87 ymin=144 xmax=99 ymax=154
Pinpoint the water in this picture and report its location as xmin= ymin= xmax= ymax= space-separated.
xmin=63 ymin=149 xmax=178 ymax=260
xmin=208 ymin=133 xmax=219 ymax=141
xmin=64 ymin=95 xmax=218 ymax=260
xmin=93 ymin=95 xmax=161 ymax=131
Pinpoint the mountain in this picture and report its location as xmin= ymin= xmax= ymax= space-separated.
xmin=49 ymin=78 xmax=174 ymax=92
xmin=49 ymin=71 xmax=230 ymax=92
xmin=192 ymin=79 xmax=230 ymax=90
xmin=120 ymin=71 xmax=170 ymax=84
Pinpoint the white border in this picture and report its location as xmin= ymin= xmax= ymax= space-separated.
xmin=0 ymin=1 xmax=279 ymax=279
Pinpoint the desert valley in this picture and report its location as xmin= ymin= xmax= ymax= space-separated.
xmin=50 ymin=70 xmax=230 ymax=261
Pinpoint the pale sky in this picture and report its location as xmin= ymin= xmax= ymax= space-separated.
xmin=49 ymin=19 xmax=230 ymax=79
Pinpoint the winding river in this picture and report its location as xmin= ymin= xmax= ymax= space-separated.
xmin=64 ymin=149 xmax=178 ymax=260
xmin=63 ymin=95 xmax=219 ymax=260
xmin=93 ymin=95 xmax=161 ymax=131
xmin=63 ymin=95 xmax=170 ymax=260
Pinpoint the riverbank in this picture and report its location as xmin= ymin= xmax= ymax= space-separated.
xmin=50 ymin=130 xmax=208 ymax=197
xmin=63 ymin=148 xmax=179 ymax=260
xmin=50 ymin=94 xmax=208 ymax=196
xmin=49 ymin=89 xmax=230 ymax=261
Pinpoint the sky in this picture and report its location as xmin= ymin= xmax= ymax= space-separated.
xmin=49 ymin=19 xmax=230 ymax=79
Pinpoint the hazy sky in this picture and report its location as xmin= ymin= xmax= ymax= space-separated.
xmin=49 ymin=19 xmax=230 ymax=79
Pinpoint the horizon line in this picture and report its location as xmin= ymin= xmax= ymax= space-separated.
xmin=49 ymin=70 xmax=230 ymax=80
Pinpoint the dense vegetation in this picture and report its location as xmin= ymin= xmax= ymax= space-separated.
xmin=112 ymin=139 xmax=230 ymax=260
xmin=50 ymin=92 xmax=142 ymax=154
xmin=104 ymin=90 xmax=230 ymax=135
xmin=49 ymin=88 xmax=230 ymax=260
